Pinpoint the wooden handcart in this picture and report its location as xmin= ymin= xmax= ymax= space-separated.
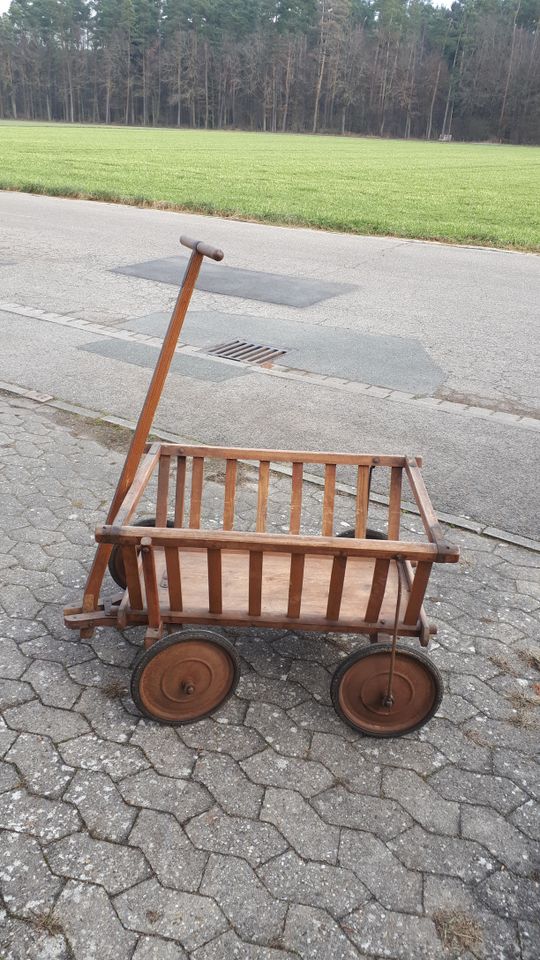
xmin=65 ymin=237 xmax=459 ymax=737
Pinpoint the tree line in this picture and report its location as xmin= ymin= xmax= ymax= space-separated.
xmin=0 ymin=0 xmax=538 ymax=143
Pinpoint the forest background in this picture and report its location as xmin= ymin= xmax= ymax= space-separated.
xmin=0 ymin=0 xmax=539 ymax=144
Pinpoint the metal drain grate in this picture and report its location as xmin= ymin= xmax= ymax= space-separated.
xmin=206 ymin=340 xmax=287 ymax=365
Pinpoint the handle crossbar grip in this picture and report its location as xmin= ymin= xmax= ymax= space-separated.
xmin=180 ymin=235 xmax=224 ymax=261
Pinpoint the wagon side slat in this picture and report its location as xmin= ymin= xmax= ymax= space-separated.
xmin=388 ymin=467 xmax=403 ymax=539
xmin=174 ymin=456 xmax=187 ymax=527
xmin=326 ymin=554 xmax=347 ymax=620
xmin=165 ymin=546 xmax=183 ymax=611
xmin=256 ymin=461 xmax=270 ymax=532
xmin=122 ymin=545 xmax=143 ymax=610
xmin=207 ymin=548 xmax=223 ymax=614
xmin=321 ymin=463 xmax=336 ymax=536
xmin=223 ymin=459 xmax=238 ymax=531
xmin=287 ymin=553 xmax=305 ymax=617
xmin=355 ymin=466 xmax=370 ymax=537
xmin=403 ymin=561 xmax=433 ymax=625
xmin=364 ymin=558 xmax=391 ymax=622
xmin=140 ymin=538 xmax=161 ymax=634
xmin=290 ymin=462 xmax=303 ymax=534
xmin=248 ymin=551 xmax=263 ymax=616
xmin=156 ymin=455 xmax=171 ymax=526
xmin=190 ymin=457 xmax=204 ymax=528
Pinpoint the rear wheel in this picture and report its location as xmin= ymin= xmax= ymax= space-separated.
xmin=131 ymin=630 xmax=240 ymax=725
xmin=331 ymin=643 xmax=443 ymax=737
xmin=108 ymin=517 xmax=174 ymax=589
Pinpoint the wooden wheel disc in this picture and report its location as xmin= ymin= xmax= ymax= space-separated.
xmin=132 ymin=631 xmax=239 ymax=725
xmin=331 ymin=644 xmax=443 ymax=737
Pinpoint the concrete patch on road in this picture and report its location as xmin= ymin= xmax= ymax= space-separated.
xmin=113 ymin=255 xmax=356 ymax=307
xmin=78 ymin=338 xmax=250 ymax=383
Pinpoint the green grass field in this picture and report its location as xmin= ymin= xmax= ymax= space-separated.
xmin=1 ymin=121 xmax=538 ymax=250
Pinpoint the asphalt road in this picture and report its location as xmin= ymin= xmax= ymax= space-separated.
xmin=0 ymin=191 xmax=538 ymax=538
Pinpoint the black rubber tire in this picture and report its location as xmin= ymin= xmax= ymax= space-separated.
xmin=337 ymin=527 xmax=388 ymax=540
xmin=108 ymin=517 xmax=174 ymax=589
xmin=331 ymin=643 xmax=443 ymax=738
xmin=131 ymin=630 xmax=240 ymax=726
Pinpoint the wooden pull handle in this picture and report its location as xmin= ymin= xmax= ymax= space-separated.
xmin=180 ymin=235 xmax=224 ymax=261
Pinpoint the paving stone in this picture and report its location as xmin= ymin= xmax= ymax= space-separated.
xmin=423 ymin=875 xmax=521 ymax=960
xmin=4 ymin=700 xmax=90 ymax=742
xmin=68 ymin=658 xmax=131 ymax=688
xmin=114 ymin=877 xmax=228 ymax=951
xmin=0 ymin=678 xmax=34 ymax=710
xmin=20 ymin=634 xmax=95 ymax=665
xmin=464 ymin=716 xmax=540 ymax=755
xmin=0 ymin=719 xmax=17 ymax=757
xmin=476 ymin=870 xmax=540 ymax=922
xmin=0 ymin=917 xmax=69 ymax=960
xmin=233 ymin=635 xmax=292 ymax=679
xmin=0 ymin=762 xmax=20 ymax=793
xmin=282 ymin=903 xmax=361 ymax=960
xmin=6 ymin=733 xmax=74 ymax=798
xmin=236 ymin=672 xmax=306 ymax=709
xmin=388 ymin=825 xmax=495 ymax=882
xmin=261 ymin=787 xmax=339 ymax=863
xmin=435 ymin=692 xmax=479 ymax=723
xmin=132 ymin=936 xmax=188 ymax=959
xmin=75 ymin=687 xmax=138 ymax=743
xmin=119 ymin=769 xmax=212 ymax=822
xmin=186 ymin=805 xmax=288 ymax=867
xmin=201 ymin=853 xmax=287 ymax=943
xmin=55 ymin=880 xmax=137 ymax=959
xmin=194 ymin=752 xmax=264 ymax=817
xmin=241 ymin=748 xmax=333 ymax=798
xmin=312 ymin=786 xmax=412 ymax=840
xmin=0 ymin=583 xmax=42 ymax=618
xmin=245 ymin=702 xmax=311 ymax=757
xmin=47 ymin=831 xmax=150 ymax=894
xmin=191 ymin=930 xmax=297 ymax=959
xmin=287 ymin=660 xmax=333 ymax=703
xmin=493 ymin=750 xmax=540 ymax=800
xmin=259 ymin=849 xmax=369 ymax=918
xmin=519 ymin=920 xmax=540 ymax=960
xmin=449 ymin=673 xmax=518 ymax=720
xmin=0 ymin=638 xmax=29 ymax=679
xmin=339 ymin=830 xmax=423 ymax=914
xmin=510 ymin=799 xmax=540 ymax=841
xmin=59 ymin=733 xmax=150 ymax=778
xmin=22 ymin=659 xmax=82 ymax=708
xmin=383 ymin=768 xmax=460 ymax=836
xmin=346 ymin=903 xmax=444 ymax=959
xmin=178 ymin=717 xmax=264 ymax=759
xmin=64 ymin=768 xmax=136 ymax=841
xmin=0 ymin=788 xmax=80 ymax=840
xmin=358 ymin=738 xmax=447 ymax=776
xmin=461 ymin=805 xmax=539 ymax=876
xmin=0 ymin=830 xmax=63 ymax=916
xmin=131 ymin=721 xmax=196 ymax=777
xmin=129 ymin=808 xmax=207 ymax=891
xmin=420 ymin=719 xmax=491 ymax=772
xmin=288 ymin=700 xmax=357 ymax=740
xmin=274 ymin=633 xmax=338 ymax=666
xmin=428 ymin=767 xmax=528 ymax=815
xmin=88 ymin=631 xmax=138 ymax=668
xmin=310 ymin=733 xmax=381 ymax=795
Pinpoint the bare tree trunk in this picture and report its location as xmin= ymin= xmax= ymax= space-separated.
xmin=498 ymin=0 xmax=521 ymax=139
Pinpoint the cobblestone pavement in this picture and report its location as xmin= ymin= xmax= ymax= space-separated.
xmin=0 ymin=391 xmax=539 ymax=960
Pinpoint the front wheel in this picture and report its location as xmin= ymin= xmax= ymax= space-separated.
xmin=131 ymin=630 xmax=240 ymax=725
xmin=331 ymin=643 xmax=443 ymax=738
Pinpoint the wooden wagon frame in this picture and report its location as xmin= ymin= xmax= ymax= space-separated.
xmin=65 ymin=238 xmax=459 ymax=737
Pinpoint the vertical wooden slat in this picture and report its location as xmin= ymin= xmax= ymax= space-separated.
xmin=256 ymin=461 xmax=270 ymax=532
xmin=140 ymin=538 xmax=160 ymax=628
xmin=174 ymin=456 xmax=186 ymax=527
xmin=403 ymin=561 xmax=433 ymax=625
xmin=165 ymin=546 xmax=182 ymax=611
xmin=287 ymin=554 xmax=305 ymax=618
xmin=326 ymin=554 xmax=347 ymax=621
xmin=290 ymin=462 xmax=303 ymax=534
xmin=155 ymin=455 xmax=171 ymax=526
xmin=122 ymin=545 xmax=143 ymax=610
xmin=355 ymin=466 xmax=370 ymax=537
xmin=388 ymin=467 xmax=402 ymax=540
xmin=207 ymin=548 xmax=223 ymax=614
xmin=364 ymin=558 xmax=390 ymax=623
xmin=223 ymin=459 xmax=237 ymax=531
xmin=248 ymin=551 xmax=263 ymax=616
xmin=321 ymin=463 xmax=336 ymax=536
xmin=189 ymin=457 xmax=204 ymax=528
